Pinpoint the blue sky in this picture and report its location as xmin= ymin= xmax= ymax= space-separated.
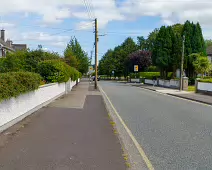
xmin=1 ymin=0 xmax=212 ymax=64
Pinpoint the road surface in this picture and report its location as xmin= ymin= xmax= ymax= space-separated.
xmin=100 ymin=81 xmax=212 ymax=170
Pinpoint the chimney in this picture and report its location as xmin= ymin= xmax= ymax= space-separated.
xmin=6 ymin=39 xmax=13 ymax=47
xmin=1 ymin=29 xmax=5 ymax=41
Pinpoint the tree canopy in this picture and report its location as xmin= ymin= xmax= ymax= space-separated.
xmin=64 ymin=37 xmax=89 ymax=74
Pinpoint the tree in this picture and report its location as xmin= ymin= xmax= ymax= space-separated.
xmin=152 ymin=26 xmax=173 ymax=78
xmin=183 ymin=21 xmax=206 ymax=77
xmin=172 ymin=24 xmax=183 ymax=35
xmin=128 ymin=50 xmax=152 ymax=72
xmin=192 ymin=54 xmax=212 ymax=77
xmin=137 ymin=36 xmax=146 ymax=50
xmin=145 ymin=28 xmax=159 ymax=52
xmin=64 ymin=37 xmax=89 ymax=74
xmin=205 ymin=39 xmax=212 ymax=48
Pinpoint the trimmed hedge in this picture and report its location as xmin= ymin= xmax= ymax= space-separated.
xmin=38 ymin=60 xmax=80 ymax=83
xmin=199 ymin=79 xmax=212 ymax=83
xmin=0 ymin=72 xmax=41 ymax=101
xmin=139 ymin=72 xmax=160 ymax=79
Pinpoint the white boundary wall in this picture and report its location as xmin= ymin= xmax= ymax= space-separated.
xmin=145 ymin=79 xmax=154 ymax=85
xmin=0 ymin=79 xmax=77 ymax=133
xmin=198 ymin=82 xmax=212 ymax=92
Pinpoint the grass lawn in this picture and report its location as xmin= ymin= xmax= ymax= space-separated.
xmin=188 ymin=86 xmax=195 ymax=92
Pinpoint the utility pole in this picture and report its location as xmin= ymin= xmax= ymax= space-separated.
xmin=180 ymin=35 xmax=185 ymax=91
xmin=94 ymin=18 xmax=98 ymax=89
xmin=90 ymin=50 xmax=93 ymax=65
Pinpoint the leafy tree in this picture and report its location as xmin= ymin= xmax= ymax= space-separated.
xmin=172 ymin=24 xmax=183 ymax=35
xmin=205 ymin=39 xmax=212 ymax=48
xmin=64 ymin=37 xmax=89 ymax=74
xmin=145 ymin=29 xmax=159 ymax=52
xmin=153 ymin=26 xmax=173 ymax=78
xmin=137 ymin=36 xmax=146 ymax=50
xmin=183 ymin=21 xmax=206 ymax=77
xmin=192 ymin=54 xmax=212 ymax=77
xmin=128 ymin=50 xmax=152 ymax=72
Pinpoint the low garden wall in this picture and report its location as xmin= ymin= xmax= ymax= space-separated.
xmin=0 ymin=79 xmax=78 ymax=133
xmin=145 ymin=78 xmax=185 ymax=89
xmin=144 ymin=79 xmax=154 ymax=85
xmin=197 ymin=82 xmax=212 ymax=95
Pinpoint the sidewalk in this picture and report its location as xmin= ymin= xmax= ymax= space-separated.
xmin=0 ymin=81 xmax=126 ymax=170
xmin=132 ymin=84 xmax=212 ymax=106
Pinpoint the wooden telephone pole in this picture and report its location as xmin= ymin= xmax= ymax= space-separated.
xmin=94 ymin=18 xmax=98 ymax=89
xmin=180 ymin=35 xmax=185 ymax=91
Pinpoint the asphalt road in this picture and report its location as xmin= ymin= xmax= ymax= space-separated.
xmin=100 ymin=81 xmax=212 ymax=170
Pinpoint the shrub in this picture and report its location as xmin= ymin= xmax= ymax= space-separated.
xmin=38 ymin=60 xmax=80 ymax=83
xmin=145 ymin=66 xmax=159 ymax=72
xmin=139 ymin=72 xmax=160 ymax=79
xmin=0 ymin=72 xmax=41 ymax=101
xmin=199 ymin=78 xmax=212 ymax=83
xmin=189 ymin=78 xmax=196 ymax=85
xmin=167 ymin=72 xmax=173 ymax=80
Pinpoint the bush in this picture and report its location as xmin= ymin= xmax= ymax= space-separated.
xmin=145 ymin=66 xmax=159 ymax=72
xmin=38 ymin=60 xmax=80 ymax=83
xmin=167 ymin=72 xmax=173 ymax=80
xmin=199 ymin=79 xmax=212 ymax=83
xmin=0 ymin=72 xmax=41 ymax=101
xmin=189 ymin=78 xmax=196 ymax=85
xmin=139 ymin=72 xmax=160 ymax=79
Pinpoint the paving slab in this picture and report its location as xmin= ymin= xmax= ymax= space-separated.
xmin=0 ymin=81 xmax=126 ymax=170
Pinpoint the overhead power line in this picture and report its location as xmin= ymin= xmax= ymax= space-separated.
xmin=12 ymin=22 xmax=94 ymax=42
xmin=82 ymin=0 xmax=95 ymax=20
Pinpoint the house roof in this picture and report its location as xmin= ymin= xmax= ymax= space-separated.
xmin=0 ymin=39 xmax=15 ymax=52
xmin=207 ymin=46 xmax=212 ymax=56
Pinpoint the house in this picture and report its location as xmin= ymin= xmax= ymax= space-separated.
xmin=0 ymin=29 xmax=27 ymax=57
xmin=206 ymin=46 xmax=212 ymax=63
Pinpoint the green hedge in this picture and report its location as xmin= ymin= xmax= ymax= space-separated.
xmin=199 ymin=79 xmax=212 ymax=83
xmin=139 ymin=72 xmax=160 ymax=79
xmin=0 ymin=72 xmax=41 ymax=101
xmin=38 ymin=60 xmax=80 ymax=83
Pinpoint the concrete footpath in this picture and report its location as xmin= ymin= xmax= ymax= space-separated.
xmin=132 ymin=84 xmax=212 ymax=105
xmin=0 ymin=80 xmax=126 ymax=170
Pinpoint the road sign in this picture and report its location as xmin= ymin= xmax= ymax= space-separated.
xmin=112 ymin=71 xmax=115 ymax=74
xmin=134 ymin=65 xmax=138 ymax=72
xmin=89 ymin=66 xmax=93 ymax=71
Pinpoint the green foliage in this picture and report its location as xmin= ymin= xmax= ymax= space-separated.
xmin=144 ymin=29 xmax=159 ymax=52
xmin=145 ymin=66 xmax=159 ymax=72
xmin=152 ymin=26 xmax=175 ymax=78
xmin=137 ymin=36 xmax=146 ymax=50
xmin=139 ymin=72 xmax=160 ymax=79
xmin=183 ymin=21 xmax=206 ymax=77
xmin=189 ymin=78 xmax=196 ymax=85
xmin=99 ymin=37 xmax=138 ymax=77
xmin=0 ymin=49 xmax=60 ymax=73
xmin=172 ymin=24 xmax=183 ymax=35
xmin=205 ymin=39 xmax=212 ymax=48
xmin=0 ymin=72 xmax=41 ymax=101
xmin=192 ymin=54 xmax=212 ymax=76
xmin=38 ymin=60 xmax=80 ymax=83
xmin=64 ymin=37 xmax=89 ymax=74
xmin=199 ymin=78 xmax=212 ymax=83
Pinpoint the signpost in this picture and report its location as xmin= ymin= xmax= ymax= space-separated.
xmin=134 ymin=65 xmax=138 ymax=72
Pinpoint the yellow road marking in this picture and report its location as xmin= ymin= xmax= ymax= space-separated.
xmin=99 ymin=85 xmax=154 ymax=170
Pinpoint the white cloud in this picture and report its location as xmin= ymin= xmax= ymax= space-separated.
xmin=21 ymin=32 xmax=70 ymax=42
xmin=120 ymin=0 xmax=212 ymax=28
xmin=1 ymin=0 xmax=212 ymax=51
